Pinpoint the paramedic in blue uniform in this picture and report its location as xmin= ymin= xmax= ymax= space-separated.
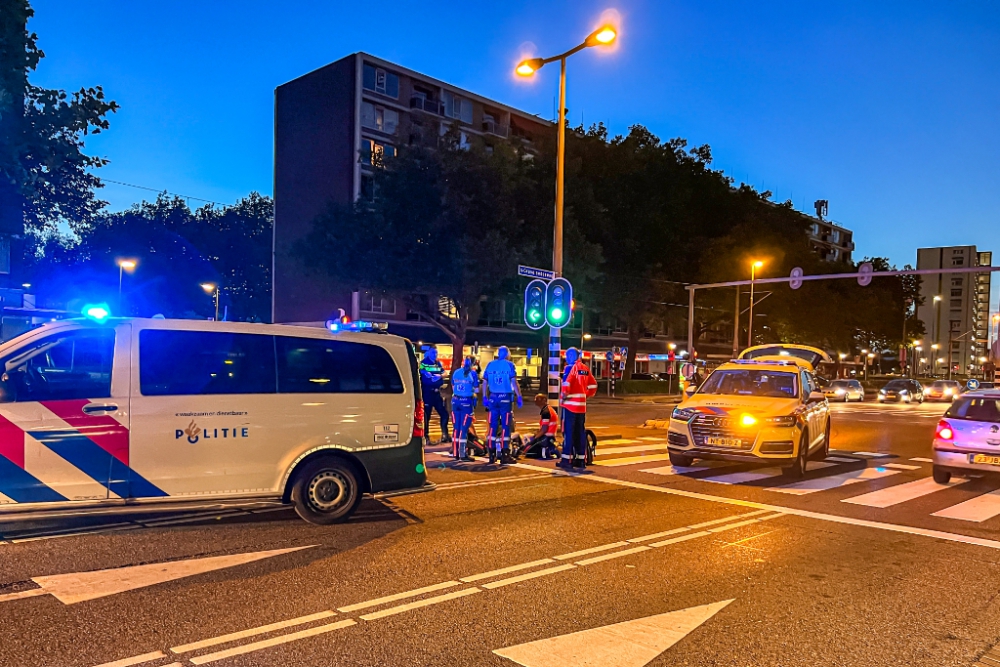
xmin=450 ymin=356 xmax=480 ymax=461
xmin=482 ymin=346 xmax=522 ymax=464
xmin=420 ymin=347 xmax=450 ymax=444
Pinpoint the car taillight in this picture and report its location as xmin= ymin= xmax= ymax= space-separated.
xmin=413 ymin=400 xmax=425 ymax=438
xmin=935 ymin=420 xmax=954 ymax=441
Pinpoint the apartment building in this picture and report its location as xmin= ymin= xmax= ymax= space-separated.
xmin=916 ymin=245 xmax=993 ymax=375
xmin=806 ymin=219 xmax=855 ymax=263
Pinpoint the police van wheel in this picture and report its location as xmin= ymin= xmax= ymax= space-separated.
xmin=668 ymin=451 xmax=694 ymax=467
xmin=783 ymin=434 xmax=809 ymax=479
xmin=291 ymin=458 xmax=361 ymax=525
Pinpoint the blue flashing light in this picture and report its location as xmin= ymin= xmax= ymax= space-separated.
xmin=326 ymin=318 xmax=388 ymax=333
xmin=82 ymin=303 xmax=112 ymax=323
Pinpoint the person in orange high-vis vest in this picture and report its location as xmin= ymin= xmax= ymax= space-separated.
xmin=559 ymin=347 xmax=598 ymax=469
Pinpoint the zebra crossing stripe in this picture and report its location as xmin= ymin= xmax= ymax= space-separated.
xmin=932 ymin=489 xmax=1000 ymax=522
xmin=769 ymin=466 xmax=899 ymax=495
xmin=843 ymin=476 xmax=967 ymax=509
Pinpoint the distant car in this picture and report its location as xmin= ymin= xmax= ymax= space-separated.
xmin=824 ymin=379 xmax=864 ymax=402
xmin=932 ymin=390 xmax=1000 ymax=484
xmin=925 ymin=380 xmax=961 ymax=402
xmin=877 ymin=379 xmax=924 ymax=404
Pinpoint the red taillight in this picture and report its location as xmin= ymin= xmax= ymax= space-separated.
xmin=936 ymin=420 xmax=954 ymax=441
xmin=413 ymin=400 xmax=425 ymax=438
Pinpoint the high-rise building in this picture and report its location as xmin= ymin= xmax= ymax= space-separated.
xmin=916 ymin=245 xmax=993 ymax=375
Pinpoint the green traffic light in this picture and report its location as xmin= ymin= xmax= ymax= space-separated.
xmin=529 ymin=311 xmax=541 ymax=321
xmin=551 ymin=307 xmax=563 ymax=320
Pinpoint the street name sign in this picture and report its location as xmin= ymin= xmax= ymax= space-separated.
xmin=518 ymin=265 xmax=556 ymax=281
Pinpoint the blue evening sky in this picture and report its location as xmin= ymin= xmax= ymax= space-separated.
xmin=30 ymin=0 xmax=1000 ymax=313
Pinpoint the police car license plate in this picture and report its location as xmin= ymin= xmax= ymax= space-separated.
xmin=706 ymin=436 xmax=741 ymax=447
xmin=970 ymin=453 xmax=1000 ymax=466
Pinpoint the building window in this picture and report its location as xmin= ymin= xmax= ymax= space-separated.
xmin=951 ymin=289 xmax=963 ymax=297
xmin=950 ymin=299 xmax=962 ymax=308
xmin=809 ymin=223 xmax=820 ymax=236
xmin=953 ymin=249 xmax=964 ymax=254
xmin=360 ymin=138 xmax=396 ymax=166
xmin=362 ymin=64 xmax=399 ymax=98
xmin=442 ymin=91 xmax=473 ymax=124
xmin=951 ymin=278 xmax=963 ymax=286
xmin=361 ymin=102 xmax=398 ymax=134
xmin=952 ymin=257 xmax=965 ymax=266
xmin=360 ymin=173 xmax=376 ymax=201
xmin=830 ymin=229 xmax=840 ymax=243
xmin=361 ymin=291 xmax=396 ymax=314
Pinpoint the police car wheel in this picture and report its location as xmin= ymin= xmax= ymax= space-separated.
xmin=668 ymin=451 xmax=694 ymax=467
xmin=783 ymin=434 xmax=809 ymax=479
xmin=291 ymin=458 xmax=361 ymax=525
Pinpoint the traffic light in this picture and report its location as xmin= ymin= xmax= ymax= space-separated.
xmin=523 ymin=279 xmax=547 ymax=330
xmin=545 ymin=277 xmax=573 ymax=329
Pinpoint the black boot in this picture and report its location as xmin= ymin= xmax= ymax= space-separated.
xmin=501 ymin=448 xmax=513 ymax=465
xmin=489 ymin=450 xmax=497 ymax=464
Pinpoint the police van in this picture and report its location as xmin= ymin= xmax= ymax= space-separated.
xmin=0 ymin=315 xmax=426 ymax=524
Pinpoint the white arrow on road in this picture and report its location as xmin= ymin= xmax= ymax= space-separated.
xmin=0 ymin=545 xmax=314 ymax=605
xmin=494 ymin=599 xmax=733 ymax=667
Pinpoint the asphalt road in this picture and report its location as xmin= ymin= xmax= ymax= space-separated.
xmin=5 ymin=400 xmax=1000 ymax=667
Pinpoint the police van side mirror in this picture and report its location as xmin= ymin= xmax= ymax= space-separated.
xmin=683 ymin=385 xmax=697 ymax=398
xmin=808 ymin=390 xmax=825 ymax=403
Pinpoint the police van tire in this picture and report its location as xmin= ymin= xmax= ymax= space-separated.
xmin=668 ymin=451 xmax=694 ymax=467
xmin=782 ymin=433 xmax=809 ymax=478
xmin=291 ymin=457 xmax=361 ymax=525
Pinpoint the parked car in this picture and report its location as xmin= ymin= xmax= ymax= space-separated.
xmin=925 ymin=380 xmax=961 ymax=402
xmin=932 ymin=390 xmax=1000 ymax=484
xmin=824 ymin=379 xmax=865 ymax=402
xmin=877 ymin=379 xmax=925 ymax=404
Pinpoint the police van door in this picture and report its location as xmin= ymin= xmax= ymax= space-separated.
xmin=0 ymin=324 xmax=146 ymax=504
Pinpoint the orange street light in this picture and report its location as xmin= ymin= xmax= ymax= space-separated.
xmin=117 ymin=258 xmax=137 ymax=312
xmin=748 ymin=260 xmax=765 ymax=348
xmin=201 ymin=283 xmax=220 ymax=320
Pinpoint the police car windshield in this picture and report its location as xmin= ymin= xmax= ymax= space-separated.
xmin=946 ymin=397 xmax=1000 ymax=423
xmin=699 ymin=370 xmax=799 ymax=398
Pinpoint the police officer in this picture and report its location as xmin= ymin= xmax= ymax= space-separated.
xmin=450 ymin=356 xmax=480 ymax=461
xmin=419 ymin=347 xmax=450 ymax=444
xmin=560 ymin=347 xmax=598 ymax=469
xmin=482 ymin=346 xmax=522 ymax=464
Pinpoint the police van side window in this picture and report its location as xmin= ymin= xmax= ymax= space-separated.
xmin=276 ymin=337 xmax=403 ymax=394
xmin=139 ymin=330 xmax=276 ymax=396
xmin=0 ymin=329 xmax=115 ymax=403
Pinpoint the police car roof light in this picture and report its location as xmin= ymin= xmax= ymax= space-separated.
xmin=82 ymin=303 xmax=112 ymax=323
xmin=326 ymin=319 xmax=388 ymax=334
xmin=730 ymin=358 xmax=796 ymax=366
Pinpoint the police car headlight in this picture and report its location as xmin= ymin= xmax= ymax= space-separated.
xmin=764 ymin=415 xmax=797 ymax=427
xmin=672 ymin=407 xmax=696 ymax=421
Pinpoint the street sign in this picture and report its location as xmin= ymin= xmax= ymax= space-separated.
xmin=681 ymin=362 xmax=695 ymax=376
xmin=858 ymin=262 xmax=874 ymax=287
xmin=666 ymin=364 xmax=675 ymax=375
xmin=605 ymin=351 xmax=614 ymax=362
xmin=789 ymin=267 xmax=804 ymax=290
xmin=518 ymin=265 xmax=555 ymax=281
xmin=967 ymin=378 xmax=981 ymax=391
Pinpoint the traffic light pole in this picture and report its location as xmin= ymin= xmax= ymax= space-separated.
xmin=548 ymin=56 xmax=568 ymax=410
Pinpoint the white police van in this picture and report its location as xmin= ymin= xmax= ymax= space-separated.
xmin=0 ymin=316 xmax=426 ymax=524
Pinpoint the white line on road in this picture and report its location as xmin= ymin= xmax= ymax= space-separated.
xmin=553 ymin=541 xmax=630 ymax=561
xmin=189 ymin=619 xmax=357 ymax=665
xmin=627 ymin=526 xmax=692 ymax=543
xmin=0 ymin=588 xmax=47 ymax=603
xmin=359 ymin=587 xmax=481 ymax=621
xmin=649 ymin=531 xmax=712 ymax=548
xmin=575 ymin=546 xmax=652 ymax=566
xmin=883 ymin=463 xmax=922 ymax=471
xmin=597 ymin=438 xmax=641 ymax=446
xmin=932 ymin=489 xmax=1000 ymax=522
xmin=460 ymin=559 xmax=555 ymax=583
xmin=852 ymin=451 xmax=892 ymax=458
xmin=707 ymin=516 xmax=779 ymax=533
xmin=595 ymin=444 xmax=667 ymax=456
xmin=910 ymin=457 xmax=933 ymax=463
xmin=592 ymin=453 xmax=675 ymax=467
xmin=481 ymin=564 xmax=577 ymax=589
xmin=768 ymin=467 xmax=900 ymax=495
xmin=170 ymin=610 xmax=337 ymax=654
xmin=93 ymin=651 xmax=167 ymax=667
xmin=337 ymin=580 xmax=460 ymax=613
xmin=843 ymin=477 xmax=967 ymax=509
xmin=640 ymin=464 xmax=710 ymax=476
xmin=432 ymin=474 xmax=553 ymax=491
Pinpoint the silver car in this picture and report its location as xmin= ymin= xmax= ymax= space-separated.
xmin=932 ymin=390 xmax=1000 ymax=484
xmin=824 ymin=379 xmax=864 ymax=402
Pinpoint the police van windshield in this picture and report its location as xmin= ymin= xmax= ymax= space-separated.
xmin=699 ymin=370 xmax=799 ymax=398
xmin=946 ymin=397 xmax=1000 ymax=423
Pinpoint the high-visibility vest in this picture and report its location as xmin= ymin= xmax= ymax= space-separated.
xmin=561 ymin=361 xmax=598 ymax=414
xmin=539 ymin=405 xmax=559 ymax=436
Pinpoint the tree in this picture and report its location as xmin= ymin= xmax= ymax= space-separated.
xmin=296 ymin=132 xmax=553 ymax=364
xmin=0 ymin=0 xmax=118 ymax=245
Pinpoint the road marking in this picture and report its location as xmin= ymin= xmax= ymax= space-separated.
xmin=189 ymin=619 xmax=357 ymax=664
xmin=592 ymin=453 xmax=675 ymax=467
xmin=627 ymin=526 xmax=692 ymax=543
xmin=28 ymin=546 xmax=314 ymax=605
xmin=638 ymin=436 xmax=666 ymax=441
xmin=640 ymin=464 xmax=710 ymax=476
xmin=686 ymin=510 xmax=773 ymax=528
xmin=170 ymin=610 xmax=337 ymax=653
xmin=432 ymin=474 xmax=553 ymax=491
xmin=553 ymin=541 xmax=630 ymax=561
xmin=649 ymin=531 xmax=712 ymax=548
xmin=337 ymin=580 xmax=460 ymax=612
xmin=10 ymin=523 xmax=140 ymax=543
xmin=596 ymin=444 xmax=668 ymax=456
xmin=883 ymin=463 xmax=922 ymax=471
xmin=768 ymin=467 xmax=900 ymax=495
xmin=843 ymin=477 xmax=967 ymax=509
xmin=0 ymin=588 xmax=47 ymax=603
xmin=825 ymin=456 xmax=859 ymax=463
xmin=482 ymin=564 xmax=577 ymax=589
xmin=911 ymin=457 xmax=933 ymax=463
xmin=598 ymin=438 xmax=641 ymax=446
xmin=514 ymin=462 xmax=1000 ymax=552
xmin=141 ymin=510 xmax=247 ymax=527
xmin=359 ymin=587 xmax=481 ymax=620
xmin=575 ymin=545 xmax=651 ymax=566
xmin=461 ymin=559 xmax=555 ymax=583
xmin=493 ymin=599 xmax=734 ymax=667
xmin=707 ymin=517 xmax=776 ymax=533
xmin=701 ymin=467 xmax=785 ymax=485
xmin=852 ymin=451 xmax=891 ymax=458
xmin=932 ymin=490 xmax=1000 ymax=522
xmin=93 ymin=652 xmax=167 ymax=667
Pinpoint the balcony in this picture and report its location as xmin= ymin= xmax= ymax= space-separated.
xmin=482 ymin=120 xmax=509 ymax=137
xmin=410 ymin=97 xmax=444 ymax=115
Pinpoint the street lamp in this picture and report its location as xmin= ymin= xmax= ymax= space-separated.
xmin=866 ymin=352 xmax=875 ymax=381
xmin=515 ymin=22 xmax=617 ymax=407
xmin=117 ymin=259 xmax=137 ymax=313
xmin=200 ymin=283 xmax=220 ymax=321
xmin=747 ymin=260 xmax=764 ymax=348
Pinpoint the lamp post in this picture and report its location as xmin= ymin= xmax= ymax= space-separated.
xmin=117 ymin=259 xmax=136 ymax=312
xmin=931 ymin=343 xmax=940 ymax=377
xmin=516 ymin=23 xmax=617 ymax=408
xmin=866 ymin=352 xmax=875 ymax=381
xmin=200 ymin=283 xmax=220 ymax=321
xmin=933 ymin=295 xmax=942 ymax=352
xmin=747 ymin=260 xmax=764 ymax=349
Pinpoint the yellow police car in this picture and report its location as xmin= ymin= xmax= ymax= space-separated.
xmin=668 ymin=348 xmax=831 ymax=478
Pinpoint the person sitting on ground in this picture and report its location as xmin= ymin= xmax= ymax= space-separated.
xmin=520 ymin=394 xmax=560 ymax=460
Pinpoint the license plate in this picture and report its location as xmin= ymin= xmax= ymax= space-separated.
xmin=706 ymin=436 xmax=741 ymax=447
xmin=970 ymin=453 xmax=1000 ymax=466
